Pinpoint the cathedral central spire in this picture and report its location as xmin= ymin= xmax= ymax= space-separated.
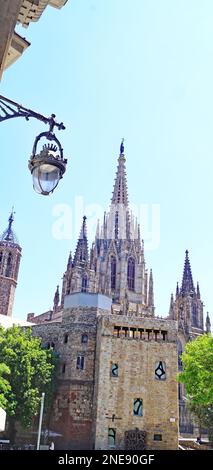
xmin=181 ymin=250 xmax=195 ymax=295
xmin=111 ymin=140 xmax=129 ymax=207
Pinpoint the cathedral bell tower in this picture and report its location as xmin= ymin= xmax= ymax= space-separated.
xmin=0 ymin=211 xmax=21 ymax=317
xmin=168 ymin=250 xmax=208 ymax=435
xmin=169 ymin=250 xmax=204 ymax=339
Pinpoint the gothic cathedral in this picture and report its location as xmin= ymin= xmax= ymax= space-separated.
xmin=0 ymin=142 xmax=211 ymax=449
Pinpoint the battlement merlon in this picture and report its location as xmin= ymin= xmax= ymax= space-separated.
xmin=98 ymin=314 xmax=178 ymax=343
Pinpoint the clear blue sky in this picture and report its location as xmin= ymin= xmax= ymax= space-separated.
xmin=0 ymin=0 xmax=213 ymax=327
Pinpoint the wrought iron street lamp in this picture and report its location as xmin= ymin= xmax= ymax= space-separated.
xmin=0 ymin=95 xmax=67 ymax=195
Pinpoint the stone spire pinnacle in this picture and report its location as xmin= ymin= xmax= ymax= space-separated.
xmin=67 ymin=251 xmax=72 ymax=270
xmin=196 ymin=281 xmax=200 ymax=299
xmin=111 ymin=140 xmax=128 ymax=206
xmin=206 ymin=312 xmax=211 ymax=333
xmin=95 ymin=219 xmax=100 ymax=239
xmin=73 ymin=216 xmax=88 ymax=267
xmin=0 ymin=208 xmax=18 ymax=244
xmin=53 ymin=285 xmax=60 ymax=311
xmin=181 ymin=250 xmax=195 ymax=295
xmin=169 ymin=293 xmax=174 ymax=318
xmin=138 ymin=223 xmax=141 ymax=241
xmin=148 ymin=269 xmax=154 ymax=312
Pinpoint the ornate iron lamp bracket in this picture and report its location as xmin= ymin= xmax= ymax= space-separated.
xmin=0 ymin=94 xmax=65 ymax=133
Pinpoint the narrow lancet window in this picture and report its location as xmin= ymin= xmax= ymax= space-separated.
xmin=127 ymin=257 xmax=135 ymax=291
xmin=111 ymin=256 xmax=116 ymax=290
xmin=81 ymin=274 xmax=88 ymax=292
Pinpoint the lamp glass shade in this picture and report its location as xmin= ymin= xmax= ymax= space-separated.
xmin=32 ymin=163 xmax=61 ymax=195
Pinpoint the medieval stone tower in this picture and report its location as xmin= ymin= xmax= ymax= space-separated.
xmin=168 ymin=250 xmax=211 ymax=434
xmin=0 ymin=211 xmax=21 ymax=317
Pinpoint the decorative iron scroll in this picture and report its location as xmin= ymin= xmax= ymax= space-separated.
xmin=124 ymin=429 xmax=146 ymax=450
xmin=0 ymin=95 xmax=65 ymax=132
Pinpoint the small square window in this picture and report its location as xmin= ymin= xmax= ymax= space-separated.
xmin=154 ymin=434 xmax=162 ymax=441
xmin=111 ymin=363 xmax=118 ymax=377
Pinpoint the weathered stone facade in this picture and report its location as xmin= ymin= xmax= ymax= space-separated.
xmin=30 ymin=293 xmax=178 ymax=450
xmin=31 ymin=294 xmax=111 ymax=449
xmin=93 ymin=314 xmax=178 ymax=450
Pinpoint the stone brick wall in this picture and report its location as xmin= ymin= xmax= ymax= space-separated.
xmin=26 ymin=302 xmax=179 ymax=450
xmin=93 ymin=315 xmax=178 ymax=450
xmin=31 ymin=306 xmax=109 ymax=449
xmin=0 ymin=242 xmax=21 ymax=316
xmin=0 ymin=278 xmax=13 ymax=316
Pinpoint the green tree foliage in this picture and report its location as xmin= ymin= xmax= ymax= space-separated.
xmin=189 ymin=403 xmax=213 ymax=445
xmin=0 ymin=326 xmax=58 ymax=442
xmin=179 ymin=333 xmax=213 ymax=444
xmin=179 ymin=333 xmax=213 ymax=406
xmin=0 ymin=362 xmax=11 ymax=409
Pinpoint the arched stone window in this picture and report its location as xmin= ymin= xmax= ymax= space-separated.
xmin=192 ymin=304 xmax=198 ymax=327
xmin=127 ymin=257 xmax=135 ymax=291
xmin=5 ymin=252 xmax=12 ymax=278
xmin=81 ymin=274 xmax=88 ymax=292
xmin=111 ymin=256 xmax=116 ymax=290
